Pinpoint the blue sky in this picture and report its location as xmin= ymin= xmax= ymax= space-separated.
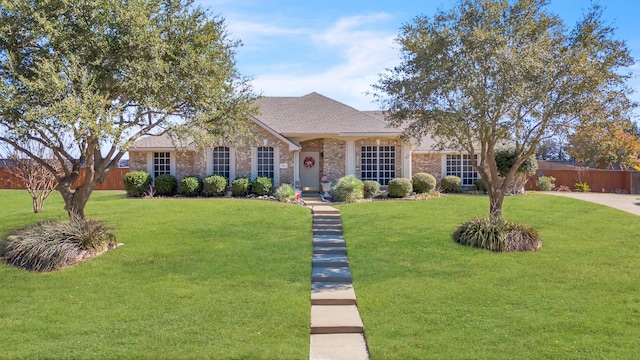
xmin=198 ymin=1 xmax=640 ymax=111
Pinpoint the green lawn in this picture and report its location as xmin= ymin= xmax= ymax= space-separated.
xmin=338 ymin=194 xmax=640 ymax=359
xmin=0 ymin=190 xmax=311 ymax=359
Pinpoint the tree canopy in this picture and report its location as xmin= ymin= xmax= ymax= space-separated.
xmin=0 ymin=0 xmax=255 ymax=218
xmin=374 ymin=0 xmax=635 ymax=222
xmin=568 ymin=119 xmax=640 ymax=169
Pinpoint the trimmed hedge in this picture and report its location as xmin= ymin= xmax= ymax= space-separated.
xmin=440 ymin=175 xmax=462 ymax=193
xmin=412 ymin=173 xmax=436 ymax=193
xmin=388 ymin=178 xmax=412 ymax=198
xmin=155 ymin=174 xmax=177 ymax=196
xmin=363 ymin=180 xmax=380 ymax=199
xmin=204 ymin=175 xmax=227 ymax=196
xmin=232 ymin=177 xmax=251 ymax=196
xmin=179 ymin=176 xmax=203 ymax=197
xmin=123 ymin=171 xmax=152 ymax=197
xmin=252 ymin=177 xmax=273 ymax=196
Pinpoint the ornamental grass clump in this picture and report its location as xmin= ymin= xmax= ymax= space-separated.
xmin=0 ymin=216 xmax=116 ymax=272
xmin=453 ymin=218 xmax=541 ymax=252
xmin=331 ymin=175 xmax=363 ymax=203
xmin=275 ymin=183 xmax=296 ymax=202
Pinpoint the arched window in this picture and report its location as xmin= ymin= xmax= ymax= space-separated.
xmin=257 ymin=146 xmax=274 ymax=179
xmin=211 ymin=146 xmax=230 ymax=179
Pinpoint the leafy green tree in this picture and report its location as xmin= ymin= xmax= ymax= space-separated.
xmin=0 ymin=0 xmax=255 ymax=219
xmin=568 ymin=119 xmax=640 ymax=169
xmin=374 ymin=0 xmax=634 ymax=223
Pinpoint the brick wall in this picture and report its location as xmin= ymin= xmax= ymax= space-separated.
xmin=411 ymin=153 xmax=443 ymax=179
xmin=323 ymin=138 xmax=346 ymax=181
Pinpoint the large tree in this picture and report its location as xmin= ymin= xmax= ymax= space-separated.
xmin=374 ymin=0 xmax=635 ymax=223
xmin=568 ymin=119 xmax=640 ymax=169
xmin=0 ymin=0 xmax=255 ymax=219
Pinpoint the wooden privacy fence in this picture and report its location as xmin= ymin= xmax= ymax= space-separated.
xmin=526 ymin=167 xmax=639 ymax=194
xmin=0 ymin=167 xmax=129 ymax=190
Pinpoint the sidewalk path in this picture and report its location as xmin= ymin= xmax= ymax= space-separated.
xmin=303 ymin=195 xmax=369 ymax=360
xmin=543 ymin=192 xmax=640 ymax=216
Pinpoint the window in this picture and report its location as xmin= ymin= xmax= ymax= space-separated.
xmin=257 ymin=146 xmax=274 ymax=179
xmin=360 ymin=146 xmax=395 ymax=186
xmin=211 ymin=146 xmax=230 ymax=179
xmin=446 ymin=154 xmax=478 ymax=186
xmin=153 ymin=152 xmax=171 ymax=178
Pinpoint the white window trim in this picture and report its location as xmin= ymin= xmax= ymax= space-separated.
xmin=206 ymin=146 xmax=235 ymax=181
xmin=148 ymin=151 xmax=175 ymax=178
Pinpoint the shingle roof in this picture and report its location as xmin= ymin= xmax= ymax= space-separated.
xmin=129 ymin=133 xmax=195 ymax=150
xmin=254 ymin=92 xmax=399 ymax=136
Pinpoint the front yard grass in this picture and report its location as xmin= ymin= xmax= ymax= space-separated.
xmin=0 ymin=190 xmax=311 ymax=359
xmin=338 ymin=194 xmax=640 ymax=359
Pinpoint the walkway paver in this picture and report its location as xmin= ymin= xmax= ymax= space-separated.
xmin=304 ymin=194 xmax=369 ymax=360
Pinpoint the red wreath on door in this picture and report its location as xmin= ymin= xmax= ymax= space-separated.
xmin=303 ymin=156 xmax=315 ymax=168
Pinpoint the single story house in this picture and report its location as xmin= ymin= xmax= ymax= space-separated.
xmin=128 ymin=92 xmax=479 ymax=190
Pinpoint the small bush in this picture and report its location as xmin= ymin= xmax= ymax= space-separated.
xmin=574 ymin=182 xmax=590 ymax=192
xmin=204 ymin=175 xmax=227 ymax=196
xmin=275 ymin=183 xmax=296 ymax=201
xmin=388 ymin=178 xmax=413 ymax=198
xmin=453 ymin=218 xmax=541 ymax=252
xmin=0 ymin=217 xmax=116 ymax=272
xmin=179 ymin=176 xmax=203 ymax=197
xmin=495 ymin=148 xmax=538 ymax=176
xmin=123 ymin=171 xmax=152 ymax=197
xmin=440 ymin=175 xmax=462 ymax=193
xmin=253 ymin=177 xmax=273 ymax=196
xmin=363 ymin=180 xmax=380 ymax=199
xmin=412 ymin=173 xmax=437 ymax=193
xmin=331 ymin=175 xmax=363 ymax=203
xmin=474 ymin=178 xmax=487 ymax=192
xmin=536 ymin=176 xmax=556 ymax=191
xmin=154 ymin=174 xmax=177 ymax=196
xmin=232 ymin=177 xmax=251 ymax=197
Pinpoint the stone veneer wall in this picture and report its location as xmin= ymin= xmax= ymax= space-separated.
xmin=322 ymin=138 xmax=346 ymax=181
xmin=411 ymin=153 xmax=444 ymax=179
xmin=128 ymin=151 xmax=147 ymax=173
xmin=354 ymin=138 xmax=403 ymax=180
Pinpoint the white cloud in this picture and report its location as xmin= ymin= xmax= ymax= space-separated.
xmin=247 ymin=13 xmax=400 ymax=109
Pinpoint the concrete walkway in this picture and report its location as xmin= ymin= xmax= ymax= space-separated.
xmin=543 ymin=192 xmax=640 ymax=216
xmin=303 ymin=194 xmax=369 ymax=360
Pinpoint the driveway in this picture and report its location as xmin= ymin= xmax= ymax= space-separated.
xmin=543 ymin=192 xmax=640 ymax=216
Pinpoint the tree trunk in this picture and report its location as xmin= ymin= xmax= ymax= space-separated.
xmin=488 ymin=187 xmax=505 ymax=224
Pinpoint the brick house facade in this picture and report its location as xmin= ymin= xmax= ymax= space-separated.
xmin=128 ymin=93 xmax=478 ymax=190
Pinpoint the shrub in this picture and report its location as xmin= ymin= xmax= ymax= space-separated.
xmin=363 ymin=180 xmax=380 ymax=199
xmin=0 ymin=217 xmax=116 ymax=272
xmin=412 ymin=173 xmax=437 ymax=193
xmin=204 ymin=175 xmax=227 ymax=196
xmin=252 ymin=177 xmax=273 ymax=196
xmin=474 ymin=178 xmax=487 ymax=192
xmin=123 ymin=171 xmax=151 ymax=197
xmin=556 ymin=185 xmax=571 ymax=192
xmin=232 ymin=177 xmax=251 ymax=197
xmin=275 ymin=183 xmax=296 ymax=201
xmin=453 ymin=218 xmax=541 ymax=252
xmin=331 ymin=175 xmax=363 ymax=203
xmin=536 ymin=176 xmax=556 ymax=191
xmin=440 ymin=175 xmax=462 ymax=193
xmin=574 ymin=182 xmax=590 ymax=192
xmin=154 ymin=174 xmax=177 ymax=196
xmin=495 ymin=148 xmax=538 ymax=176
xmin=179 ymin=176 xmax=203 ymax=197
xmin=388 ymin=178 xmax=413 ymax=198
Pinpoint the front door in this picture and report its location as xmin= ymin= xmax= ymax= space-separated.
xmin=300 ymin=152 xmax=320 ymax=191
